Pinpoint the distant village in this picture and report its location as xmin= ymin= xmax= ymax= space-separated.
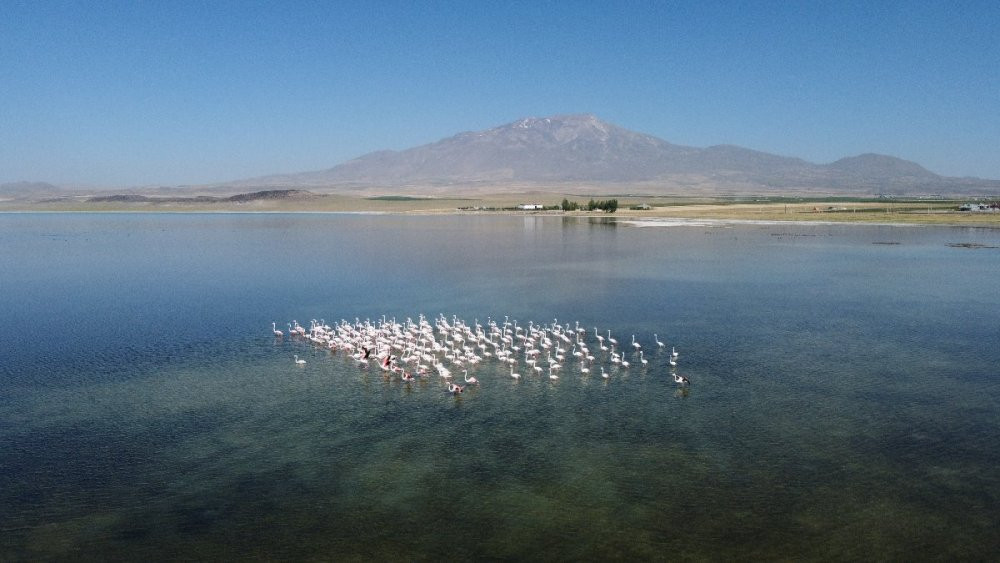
xmin=959 ymin=202 xmax=1000 ymax=212
xmin=459 ymin=199 xmax=622 ymax=213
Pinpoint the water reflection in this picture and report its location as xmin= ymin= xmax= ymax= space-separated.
xmin=1 ymin=214 xmax=999 ymax=560
xmin=584 ymin=215 xmax=618 ymax=228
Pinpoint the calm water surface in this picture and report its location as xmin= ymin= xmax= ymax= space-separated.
xmin=2 ymin=213 xmax=999 ymax=560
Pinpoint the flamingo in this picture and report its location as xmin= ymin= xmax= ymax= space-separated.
xmin=549 ymin=367 xmax=559 ymax=380
xmin=447 ymin=382 xmax=465 ymax=394
xmin=510 ymin=365 xmax=521 ymax=380
xmin=671 ymin=346 xmax=679 ymax=359
xmin=401 ymin=371 xmax=415 ymax=382
xmin=669 ymin=356 xmax=677 ymax=367
xmin=293 ymin=354 xmax=306 ymax=365
xmin=464 ymin=370 xmax=479 ymax=385
xmin=673 ymin=373 xmax=690 ymax=385
xmin=272 ymin=322 xmax=283 ymax=337
xmin=607 ymin=330 xmax=617 ymax=346
xmin=632 ymin=334 xmax=641 ymax=350
xmin=380 ymin=355 xmax=394 ymax=371
xmin=654 ymin=334 xmax=665 ymax=348
xmin=639 ymin=350 xmax=648 ymax=366
xmin=601 ymin=366 xmax=609 ymax=379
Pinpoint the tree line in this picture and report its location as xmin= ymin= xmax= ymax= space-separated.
xmin=561 ymin=198 xmax=618 ymax=213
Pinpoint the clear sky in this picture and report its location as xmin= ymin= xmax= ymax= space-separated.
xmin=2 ymin=0 xmax=998 ymax=187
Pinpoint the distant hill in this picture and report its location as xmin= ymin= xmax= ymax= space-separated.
xmin=87 ymin=189 xmax=316 ymax=204
xmin=229 ymin=114 xmax=1000 ymax=195
xmin=0 ymin=181 xmax=62 ymax=196
xmin=828 ymin=153 xmax=938 ymax=180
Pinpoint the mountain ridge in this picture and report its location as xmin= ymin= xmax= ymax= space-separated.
xmin=6 ymin=115 xmax=999 ymax=196
xmin=225 ymin=114 xmax=995 ymax=195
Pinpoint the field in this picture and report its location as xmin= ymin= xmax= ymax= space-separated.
xmin=2 ymin=193 xmax=998 ymax=226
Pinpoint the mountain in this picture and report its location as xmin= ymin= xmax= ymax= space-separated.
xmin=5 ymin=116 xmax=997 ymax=197
xmin=353 ymin=115 xmax=703 ymax=183
xmin=229 ymin=114 xmax=998 ymax=195
xmin=238 ymin=115 xmax=697 ymax=186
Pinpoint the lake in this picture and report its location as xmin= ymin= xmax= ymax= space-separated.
xmin=2 ymin=213 xmax=999 ymax=560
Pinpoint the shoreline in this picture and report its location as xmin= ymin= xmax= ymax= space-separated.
xmin=4 ymin=211 xmax=999 ymax=229
xmin=2 ymin=198 xmax=999 ymax=228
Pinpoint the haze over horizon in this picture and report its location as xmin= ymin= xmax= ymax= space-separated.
xmin=3 ymin=1 xmax=999 ymax=187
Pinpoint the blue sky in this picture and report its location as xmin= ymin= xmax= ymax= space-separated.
xmin=2 ymin=0 xmax=998 ymax=186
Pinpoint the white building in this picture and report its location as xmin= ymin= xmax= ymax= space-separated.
xmin=517 ymin=203 xmax=543 ymax=210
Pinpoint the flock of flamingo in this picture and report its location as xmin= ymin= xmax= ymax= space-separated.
xmin=273 ymin=314 xmax=689 ymax=394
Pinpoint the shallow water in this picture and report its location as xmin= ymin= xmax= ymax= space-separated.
xmin=2 ymin=213 xmax=999 ymax=559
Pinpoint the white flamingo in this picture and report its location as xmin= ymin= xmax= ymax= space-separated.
xmin=435 ymin=362 xmax=452 ymax=379
xmin=654 ymin=334 xmax=665 ymax=348
xmin=294 ymin=354 xmax=306 ymax=365
xmin=601 ymin=366 xmax=609 ymax=379
xmin=672 ymin=346 xmax=679 ymax=359
xmin=673 ymin=373 xmax=690 ymax=385
xmin=549 ymin=367 xmax=559 ymax=380
xmin=639 ymin=350 xmax=648 ymax=366
xmin=272 ymin=322 xmax=283 ymax=337
xmin=607 ymin=330 xmax=617 ymax=346
xmin=510 ymin=365 xmax=521 ymax=380
xmin=632 ymin=334 xmax=641 ymax=350
xmin=447 ymin=382 xmax=465 ymax=394
xmin=464 ymin=370 xmax=478 ymax=385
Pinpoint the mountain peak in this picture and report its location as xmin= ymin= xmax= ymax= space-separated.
xmin=511 ymin=113 xmax=601 ymax=126
xmin=488 ymin=113 xmax=616 ymax=141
